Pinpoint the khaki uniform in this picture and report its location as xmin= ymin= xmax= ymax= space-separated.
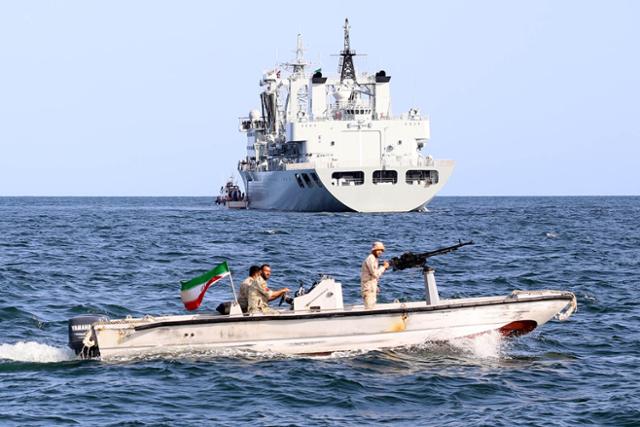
xmin=247 ymin=278 xmax=276 ymax=314
xmin=361 ymin=253 xmax=386 ymax=309
xmin=255 ymin=276 xmax=269 ymax=291
xmin=237 ymin=276 xmax=253 ymax=312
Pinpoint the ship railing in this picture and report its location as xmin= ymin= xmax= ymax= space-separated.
xmin=238 ymin=117 xmax=266 ymax=131
xmin=332 ymin=177 xmax=364 ymax=186
xmin=284 ymin=162 xmax=315 ymax=170
xmin=417 ymin=156 xmax=436 ymax=167
xmin=325 ymin=107 xmax=431 ymax=122
xmin=372 ymin=177 xmax=397 ymax=184
xmin=328 ymin=104 xmax=374 ymax=120
xmin=238 ymin=160 xmax=260 ymax=172
xmin=406 ymin=179 xmax=434 ymax=186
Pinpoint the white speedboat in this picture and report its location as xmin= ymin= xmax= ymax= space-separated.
xmin=68 ymin=243 xmax=577 ymax=359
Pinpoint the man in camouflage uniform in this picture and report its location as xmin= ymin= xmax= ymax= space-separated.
xmin=238 ymin=265 xmax=261 ymax=313
xmin=247 ymin=264 xmax=289 ymax=315
xmin=360 ymin=241 xmax=389 ymax=309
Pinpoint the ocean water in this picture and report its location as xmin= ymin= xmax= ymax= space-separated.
xmin=0 ymin=196 xmax=638 ymax=426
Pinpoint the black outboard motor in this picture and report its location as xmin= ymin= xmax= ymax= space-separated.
xmin=68 ymin=314 xmax=109 ymax=359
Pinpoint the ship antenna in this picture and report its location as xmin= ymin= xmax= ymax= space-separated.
xmin=296 ymin=33 xmax=304 ymax=64
xmin=339 ymin=18 xmax=358 ymax=83
xmin=344 ymin=18 xmax=351 ymax=52
xmin=284 ymin=33 xmax=308 ymax=77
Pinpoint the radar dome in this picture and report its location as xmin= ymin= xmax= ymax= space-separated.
xmin=249 ymin=109 xmax=261 ymax=121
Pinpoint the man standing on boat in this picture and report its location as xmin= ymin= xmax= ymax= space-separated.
xmin=361 ymin=241 xmax=390 ymax=309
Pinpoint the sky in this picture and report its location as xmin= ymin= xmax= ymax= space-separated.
xmin=0 ymin=1 xmax=638 ymax=196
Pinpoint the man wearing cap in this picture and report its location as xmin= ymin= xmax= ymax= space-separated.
xmin=360 ymin=241 xmax=390 ymax=309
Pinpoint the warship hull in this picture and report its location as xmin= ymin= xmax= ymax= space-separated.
xmin=240 ymin=160 xmax=454 ymax=212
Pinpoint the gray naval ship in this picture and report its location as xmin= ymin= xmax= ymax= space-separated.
xmin=237 ymin=19 xmax=454 ymax=212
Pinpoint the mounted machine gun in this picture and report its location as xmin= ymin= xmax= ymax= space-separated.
xmin=388 ymin=240 xmax=474 ymax=305
xmin=388 ymin=240 xmax=474 ymax=271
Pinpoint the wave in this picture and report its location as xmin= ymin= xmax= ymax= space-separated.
xmin=261 ymin=229 xmax=290 ymax=235
xmin=446 ymin=330 xmax=504 ymax=359
xmin=101 ymin=333 xmax=505 ymax=364
xmin=0 ymin=341 xmax=75 ymax=363
xmin=100 ymin=347 xmax=294 ymax=364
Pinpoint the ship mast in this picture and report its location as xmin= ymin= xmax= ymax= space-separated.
xmin=283 ymin=33 xmax=309 ymax=78
xmin=282 ymin=34 xmax=309 ymax=121
xmin=338 ymin=18 xmax=357 ymax=83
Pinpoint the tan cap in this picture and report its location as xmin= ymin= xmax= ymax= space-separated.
xmin=371 ymin=241 xmax=385 ymax=251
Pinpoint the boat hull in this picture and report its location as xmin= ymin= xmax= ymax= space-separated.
xmin=92 ymin=291 xmax=576 ymax=359
xmin=226 ymin=200 xmax=248 ymax=209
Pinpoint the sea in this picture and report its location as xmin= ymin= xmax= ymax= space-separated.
xmin=0 ymin=196 xmax=638 ymax=426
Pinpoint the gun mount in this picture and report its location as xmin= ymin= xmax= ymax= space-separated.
xmin=387 ymin=240 xmax=473 ymax=305
xmin=388 ymin=240 xmax=474 ymax=271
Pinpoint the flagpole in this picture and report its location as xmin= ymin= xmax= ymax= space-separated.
xmin=228 ymin=272 xmax=239 ymax=305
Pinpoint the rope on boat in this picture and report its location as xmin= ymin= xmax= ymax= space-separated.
xmin=555 ymin=294 xmax=578 ymax=321
xmin=80 ymin=330 xmax=96 ymax=357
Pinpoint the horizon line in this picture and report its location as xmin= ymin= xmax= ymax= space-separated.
xmin=1 ymin=194 xmax=638 ymax=198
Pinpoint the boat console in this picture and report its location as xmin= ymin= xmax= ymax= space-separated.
xmin=292 ymin=276 xmax=344 ymax=312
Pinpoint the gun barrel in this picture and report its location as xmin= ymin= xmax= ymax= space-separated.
xmin=424 ymin=240 xmax=474 ymax=258
xmin=389 ymin=240 xmax=474 ymax=271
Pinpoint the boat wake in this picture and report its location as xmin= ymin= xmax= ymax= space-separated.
xmin=98 ymin=331 xmax=508 ymax=363
xmin=101 ymin=347 xmax=292 ymax=364
xmin=445 ymin=330 xmax=505 ymax=359
xmin=388 ymin=331 xmax=505 ymax=359
xmin=0 ymin=341 xmax=75 ymax=363
xmin=302 ymin=332 xmax=506 ymax=361
xmin=100 ymin=341 xmax=504 ymax=364
xmin=96 ymin=334 xmax=506 ymax=363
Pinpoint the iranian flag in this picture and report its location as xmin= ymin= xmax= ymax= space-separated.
xmin=180 ymin=261 xmax=230 ymax=311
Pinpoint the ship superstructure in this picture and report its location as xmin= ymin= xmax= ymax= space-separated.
xmin=237 ymin=19 xmax=454 ymax=212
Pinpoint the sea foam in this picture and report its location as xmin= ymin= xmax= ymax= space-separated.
xmin=0 ymin=341 xmax=75 ymax=363
xmin=448 ymin=330 xmax=504 ymax=359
